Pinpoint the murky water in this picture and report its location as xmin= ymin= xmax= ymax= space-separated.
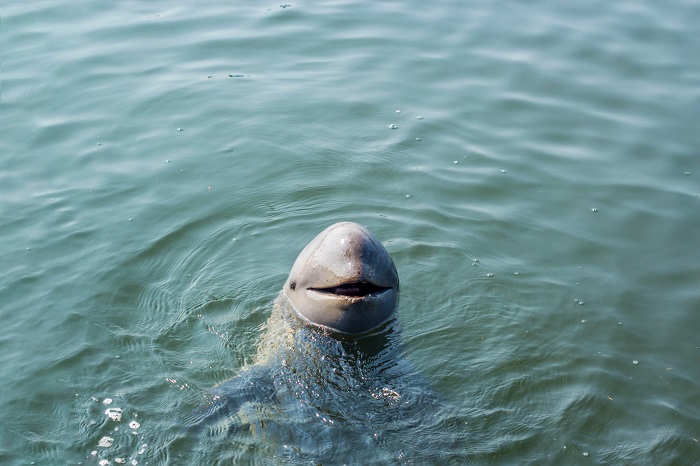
xmin=1 ymin=0 xmax=699 ymax=464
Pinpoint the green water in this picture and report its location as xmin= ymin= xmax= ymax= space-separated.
xmin=2 ymin=0 xmax=699 ymax=464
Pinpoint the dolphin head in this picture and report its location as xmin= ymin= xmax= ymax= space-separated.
xmin=283 ymin=222 xmax=399 ymax=334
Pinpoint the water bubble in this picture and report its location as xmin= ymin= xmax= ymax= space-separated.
xmin=633 ymin=360 xmax=639 ymax=365
xmin=98 ymin=436 xmax=114 ymax=448
xmin=99 ymin=460 xmax=110 ymax=466
xmin=416 ymin=115 xmax=423 ymax=119
xmin=591 ymin=208 xmax=598 ymax=212
xmin=583 ymin=452 xmax=589 ymax=457
xmin=115 ymin=459 xmax=126 ymax=464
xmin=388 ymin=124 xmax=398 ymax=129
xmin=500 ymin=169 xmax=506 ymax=173
xmin=105 ymin=407 xmax=123 ymax=421
xmin=405 ymin=194 xmax=411 ymax=198
xmin=103 ymin=398 xmax=113 ymax=405
xmin=684 ymin=172 xmax=691 ymax=175
xmin=177 ymin=128 xmax=183 ymax=131
xmin=581 ymin=319 xmax=587 ymax=323
xmin=415 ymin=137 xmax=421 ymax=141
xmin=486 ymin=273 xmax=493 ymax=277
xmin=395 ymin=109 xmax=401 ymax=113
xmin=129 ymin=421 xmax=141 ymax=430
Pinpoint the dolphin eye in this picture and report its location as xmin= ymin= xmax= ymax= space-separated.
xmin=290 ymin=282 xmax=296 ymax=290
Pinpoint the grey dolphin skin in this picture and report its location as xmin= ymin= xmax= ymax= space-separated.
xmin=283 ymin=221 xmax=399 ymax=334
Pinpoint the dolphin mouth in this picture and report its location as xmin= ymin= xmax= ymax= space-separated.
xmin=309 ymin=282 xmax=391 ymax=298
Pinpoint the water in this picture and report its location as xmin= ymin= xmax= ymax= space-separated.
xmin=1 ymin=0 xmax=699 ymax=464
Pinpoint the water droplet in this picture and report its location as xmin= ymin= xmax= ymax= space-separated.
xmin=395 ymin=109 xmax=401 ymax=113
xmin=388 ymin=124 xmax=398 ymax=129
xmin=415 ymin=137 xmax=421 ymax=141
xmin=500 ymin=169 xmax=506 ymax=173
xmin=453 ymin=160 xmax=458 ymax=164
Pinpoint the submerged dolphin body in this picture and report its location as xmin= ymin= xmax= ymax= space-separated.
xmin=192 ymin=223 xmax=466 ymax=463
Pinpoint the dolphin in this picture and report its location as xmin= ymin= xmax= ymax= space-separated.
xmin=190 ymin=222 xmax=467 ymax=463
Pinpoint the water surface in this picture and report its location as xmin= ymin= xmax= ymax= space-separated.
xmin=1 ymin=0 xmax=699 ymax=464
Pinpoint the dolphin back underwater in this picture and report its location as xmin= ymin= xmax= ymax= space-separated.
xmin=190 ymin=222 xmax=468 ymax=463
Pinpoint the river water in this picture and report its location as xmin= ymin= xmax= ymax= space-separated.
xmin=1 ymin=0 xmax=699 ymax=464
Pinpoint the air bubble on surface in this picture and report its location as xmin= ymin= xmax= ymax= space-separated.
xmin=105 ymin=407 xmax=123 ymax=421
xmin=98 ymin=436 xmax=114 ymax=448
